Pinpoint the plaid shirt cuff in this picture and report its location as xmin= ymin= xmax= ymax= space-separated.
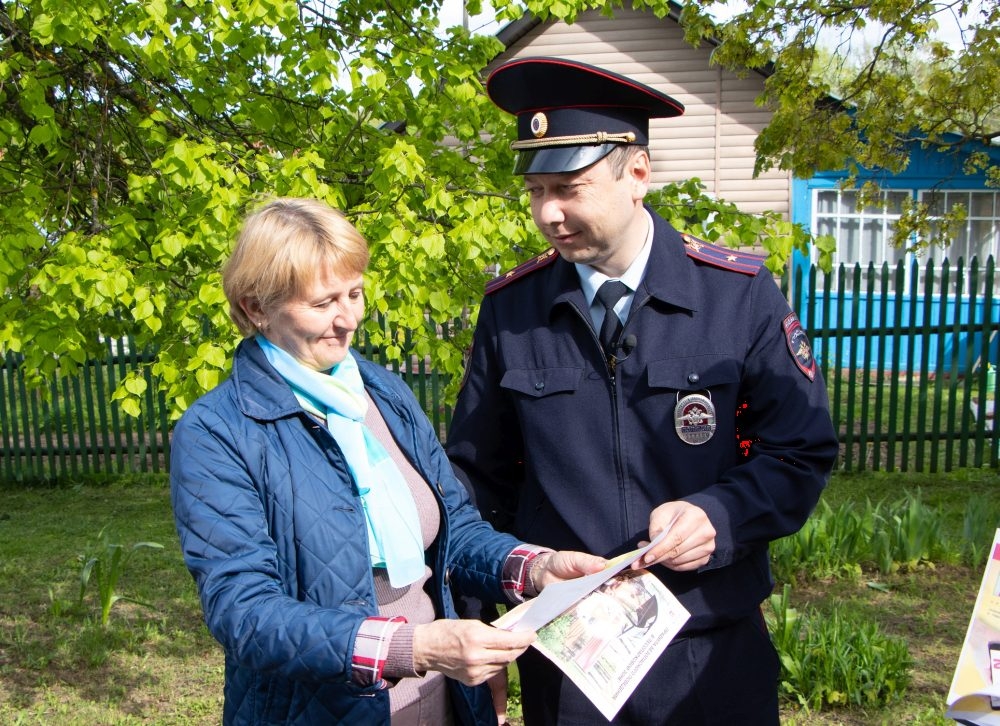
xmin=502 ymin=544 xmax=553 ymax=603
xmin=351 ymin=615 xmax=407 ymax=688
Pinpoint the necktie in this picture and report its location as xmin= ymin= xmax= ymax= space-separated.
xmin=596 ymin=280 xmax=629 ymax=357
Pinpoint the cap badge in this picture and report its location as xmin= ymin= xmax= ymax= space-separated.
xmin=674 ymin=391 xmax=717 ymax=445
xmin=530 ymin=112 xmax=548 ymax=138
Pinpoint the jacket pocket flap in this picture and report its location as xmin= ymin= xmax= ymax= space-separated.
xmin=647 ymin=356 xmax=740 ymax=391
xmin=500 ymin=367 xmax=583 ymax=398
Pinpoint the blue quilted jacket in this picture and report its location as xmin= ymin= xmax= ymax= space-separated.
xmin=171 ymin=339 xmax=519 ymax=725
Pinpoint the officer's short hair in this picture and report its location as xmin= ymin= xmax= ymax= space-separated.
xmin=606 ymin=145 xmax=650 ymax=181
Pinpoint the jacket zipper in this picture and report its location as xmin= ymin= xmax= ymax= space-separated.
xmin=586 ymin=306 xmax=630 ymax=539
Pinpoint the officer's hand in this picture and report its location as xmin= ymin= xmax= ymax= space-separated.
xmin=634 ymin=501 xmax=716 ymax=572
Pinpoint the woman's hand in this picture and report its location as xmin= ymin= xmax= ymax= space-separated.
xmin=530 ymin=550 xmax=607 ymax=592
xmin=412 ymin=620 xmax=535 ymax=686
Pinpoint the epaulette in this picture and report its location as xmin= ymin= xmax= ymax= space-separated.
xmin=681 ymin=233 xmax=765 ymax=276
xmin=485 ymin=248 xmax=560 ymax=295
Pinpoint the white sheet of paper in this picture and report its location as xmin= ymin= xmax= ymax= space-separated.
xmin=494 ymin=527 xmax=673 ymax=632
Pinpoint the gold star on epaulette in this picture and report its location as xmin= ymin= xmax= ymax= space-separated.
xmin=681 ymin=233 xmax=766 ymax=276
xmin=485 ymin=248 xmax=560 ymax=295
xmin=682 ymin=234 xmax=704 ymax=253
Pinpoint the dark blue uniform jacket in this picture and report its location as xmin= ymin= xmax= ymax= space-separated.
xmin=447 ymin=208 xmax=839 ymax=632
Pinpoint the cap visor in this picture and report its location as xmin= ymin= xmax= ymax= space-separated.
xmin=513 ymin=144 xmax=618 ymax=175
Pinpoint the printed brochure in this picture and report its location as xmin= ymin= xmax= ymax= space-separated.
xmin=493 ymin=531 xmax=689 ymax=720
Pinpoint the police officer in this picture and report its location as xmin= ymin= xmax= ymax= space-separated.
xmin=446 ymin=56 xmax=839 ymax=725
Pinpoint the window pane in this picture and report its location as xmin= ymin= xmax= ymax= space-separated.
xmin=970 ymin=192 xmax=995 ymax=218
xmin=924 ymin=242 xmax=943 ymax=265
xmin=970 ymin=219 xmax=994 ymax=259
xmin=816 ymin=218 xmax=835 ymax=238
xmin=885 ymin=192 xmax=908 ymax=215
xmin=946 ymin=192 xmax=965 ymax=214
xmin=928 ymin=218 xmax=943 ymax=240
xmin=841 ymin=217 xmax=860 ymax=261
xmin=863 ymin=218 xmax=883 ymax=263
xmin=817 ymin=191 xmax=837 ymax=214
xmin=925 ymin=191 xmax=946 ymax=216
xmin=886 ymin=242 xmax=906 ymax=267
xmin=951 ymin=225 xmax=971 ymax=263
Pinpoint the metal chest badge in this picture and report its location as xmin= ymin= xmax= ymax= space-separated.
xmin=674 ymin=391 xmax=716 ymax=445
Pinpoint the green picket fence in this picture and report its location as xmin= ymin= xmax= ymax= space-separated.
xmin=1 ymin=257 xmax=997 ymax=480
xmin=797 ymin=255 xmax=999 ymax=473
xmin=0 ymin=337 xmax=171 ymax=482
xmin=0 ymin=323 xmax=458 ymax=482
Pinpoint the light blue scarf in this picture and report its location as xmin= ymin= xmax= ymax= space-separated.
xmin=257 ymin=336 xmax=425 ymax=587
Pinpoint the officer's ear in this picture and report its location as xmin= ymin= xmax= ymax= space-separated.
xmin=628 ymin=150 xmax=651 ymax=201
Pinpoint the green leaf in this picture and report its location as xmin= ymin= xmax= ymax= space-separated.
xmin=31 ymin=14 xmax=55 ymax=44
xmin=195 ymin=367 xmax=220 ymax=391
xmin=120 ymin=397 xmax=141 ymax=417
xmin=124 ymin=375 xmax=148 ymax=396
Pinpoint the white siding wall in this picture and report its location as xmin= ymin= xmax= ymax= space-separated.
xmin=491 ymin=8 xmax=791 ymax=217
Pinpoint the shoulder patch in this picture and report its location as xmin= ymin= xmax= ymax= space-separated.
xmin=681 ymin=234 xmax=766 ymax=276
xmin=782 ymin=312 xmax=817 ymax=381
xmin=485 ymin=247 xmax=559 ymax=295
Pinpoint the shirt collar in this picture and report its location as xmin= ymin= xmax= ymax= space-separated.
xmin=576 ymin=208 xmax=654 ymax=305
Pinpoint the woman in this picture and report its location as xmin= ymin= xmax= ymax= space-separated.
xmin=170 ymin=197 xmax=604 ymax=725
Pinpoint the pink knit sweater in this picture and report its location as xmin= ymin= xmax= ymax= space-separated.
xmin=364 ymin=395 xmax=452 ymax=725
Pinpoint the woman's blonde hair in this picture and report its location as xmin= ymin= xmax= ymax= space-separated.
xmin=223 ymin=198 xmax=370 ymax=337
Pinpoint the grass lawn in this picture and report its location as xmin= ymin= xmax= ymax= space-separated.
xmin=0 ymin=477 xmax=223 ymax=725
xmin=0 ymin=469 xmax=995 ymax=724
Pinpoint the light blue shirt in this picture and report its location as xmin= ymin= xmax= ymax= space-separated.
xmin=576 ymin=209 xmax=654 ymax=333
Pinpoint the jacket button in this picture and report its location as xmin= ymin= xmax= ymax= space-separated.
xmin=534 ymin=381 xmax=545 ymax=390
xmin=444 ymin=568 xmax=451 ymax=585
xmin=687 ymin=372 xmax=700 ymax=384
xmin=436 ymin=481 xmax=445 ymax=496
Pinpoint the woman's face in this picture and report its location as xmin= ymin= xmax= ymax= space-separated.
xmin=253 ymin=270 xmax=365 ymax=371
